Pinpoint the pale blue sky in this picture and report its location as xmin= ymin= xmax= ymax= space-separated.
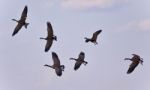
xmin=0 ymin=0 xmax=150 ymax=90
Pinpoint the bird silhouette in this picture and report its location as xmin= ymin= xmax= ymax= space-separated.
xmin=44 ymin=52 xmax=65 ymax=76
xmin=12 ymin=5 xmax=29 ymax=36
xmin=40 ymin=22 xmax=57 ymax=52
xmin=84 ymin=30 xmax=102 ymax=45
xmin=70 ymin=51 xmax=88 ymax=70
xmin=124 ymin=54 xmax=143 ymax=74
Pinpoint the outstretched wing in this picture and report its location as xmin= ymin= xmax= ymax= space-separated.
xmin=52 ymin=52 xmax=60 ymax=66
xmin=91 ymin=30 xmax=102 ymax=41
xmin=55 ymin=67 xmax=62 ymax=76
xmin=78 ymin=51 xmax=85 ymax=61
xmin=12 ymin=23 xmax=23 ymax=36
xmin=127 ymin=61 xmax=139 ymax=74
xmin=45 ymin=40 xmax=53 ymax=52
xmin=74 ymin=61 xmax=82 ymax=70
xmin=47 ymin=22 xmax=53 ymax=38
xmin=20 ymin=5 xmax=28 ymax=21
xmin=132 ymin=54 xmax=140 ymax=60
xmin=44 ymin=22 xmax=54 ymax=52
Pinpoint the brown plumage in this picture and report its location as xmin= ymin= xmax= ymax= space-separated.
xmin=70 ymin=51 xmax=88 ymax=70
xmin=124 ymin=54 xmax=143 ymax=74
xmin=12 ymin=5 xmax=29 ymax=36
xmin=44 ymin=52 xmax=65 ymax=76
xmin=84 ymin=30 xmax=102 ymax=45
xmin=40 ymin=22 xmax=57 ymax=52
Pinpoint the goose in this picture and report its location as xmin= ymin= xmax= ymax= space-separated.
xmin=124 ymin=54 xmax=143 ymax=74
xmin=12 ymin=5 xmax=29 ymax=36
xmin=44 ymin=52 xmax=65 ymax=76
xmin=70 ymin=51 xmax=88 ymax=70
xmin=40 ymin=22 xmax=57 ymax=52
xmin=84 ymin=30 xmax=102 ymax=45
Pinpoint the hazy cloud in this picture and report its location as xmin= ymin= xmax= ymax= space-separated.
xmin=136 ymin=19 xmax=150 ymax=31
xmin=128 ymin=19 xmax=150 ymax=31
xmin=117 ymin=19 xmax=150 ymax=32
xmin=61 ymin=0 xmax=128 ymax=10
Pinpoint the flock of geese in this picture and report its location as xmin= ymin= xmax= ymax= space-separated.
xmin=12 ymin=5 xmax=144 ymax=76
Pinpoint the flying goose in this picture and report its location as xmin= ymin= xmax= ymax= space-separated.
xmin=70 ymin=51 xmax=88 ymax=70
xmin=40 ymin=22 xmax=57 ymax=52
xmin=12 ymin=5 xmax=29 ymax=36
xmin=124 ymin=54 xmax=143 ymax=74
xmin=84 ymin=30 xmax=102 ymax=45
xmin=44 ymin=52 xmax=65 ymax=76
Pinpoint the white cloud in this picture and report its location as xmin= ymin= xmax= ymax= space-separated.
xmin=61 ymin=0 xmax=128 ymax=10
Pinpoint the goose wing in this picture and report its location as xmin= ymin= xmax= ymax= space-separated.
xmin=45 ymin=22 xmax=53 ymax=52
xmin=74 ymin=61 xmax=82 ymax=70
xmin=12 ymin=23 xmax=23 ymax=36
xmin=55 ymin=67 xmax=62 ymax=76
xmin=52 ymin=52 xmax=60 ymax=66
xmin=91 ymin=30 xmax=102 ymax=41
xmin=127 ymin=61 xmax=139 ymax=74
xmin=78 ymin=51 xmax=85 ymax=61
xmin=20 ymin=5 xmax=28 ymax=21
xmin=45 ymin=40 xmax=53 ymax=52
xmin=47 ymin=22 xmax=53 ymax=38
xmin=132 ymin=54 xmax=140 ymax=60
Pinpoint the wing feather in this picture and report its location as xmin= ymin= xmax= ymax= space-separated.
xmin=74 ymin=61 xmax=82 ymax=70
xmin=52 ymin=52 xmax=60 ymax=66
xmin=47 ymin=22 xmax=53 ymax=38
xmin=127 ymin=62 xmax=139 ymax=74
xmin=91 ymin=30 xmax=102 ymax=41
xmin=78 ymin=52 xmax=85 ymax=60
xmin=20 ymin=6 xmax=28 ymax=21
xmin=12 ymin=23 xmax=23 ymax=36
xmin=55 ymin=67 xmax=62 ymax=76
xmin=45 ymin=40 xmax=53 ymax=52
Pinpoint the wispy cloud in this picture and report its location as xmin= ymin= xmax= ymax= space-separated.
xmin=136 ymin=19 xmax=150 ymax=31
xmin=117 ymin=19 xmax=150 ymax=32
xmin=61 ymin=0 xmax=128 ymax=10
xmin=128 ymin=19 xmax=150 ymax=31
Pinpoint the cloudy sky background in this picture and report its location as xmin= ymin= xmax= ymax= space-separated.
xmin=0 ymin=0 xmax=150 ymax=90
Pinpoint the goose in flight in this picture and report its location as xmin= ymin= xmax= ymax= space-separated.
xmin=12 ymin=5 xmax=29 ymax=36
xmin=44 ymin=52 xmax=65 ymax=76
xmin=40 ymin=22 xmax=57 ymax=52
xmin=70 ymin=51 xmax=88 ymax=70
xmin=84 ymin=30 xmax=102 ymax=45
xmin=124 ymin=54 xmax=143 ymax=74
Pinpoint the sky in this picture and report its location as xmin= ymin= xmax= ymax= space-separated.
xmin=0 ymin=0 xmax=150 ymax=90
